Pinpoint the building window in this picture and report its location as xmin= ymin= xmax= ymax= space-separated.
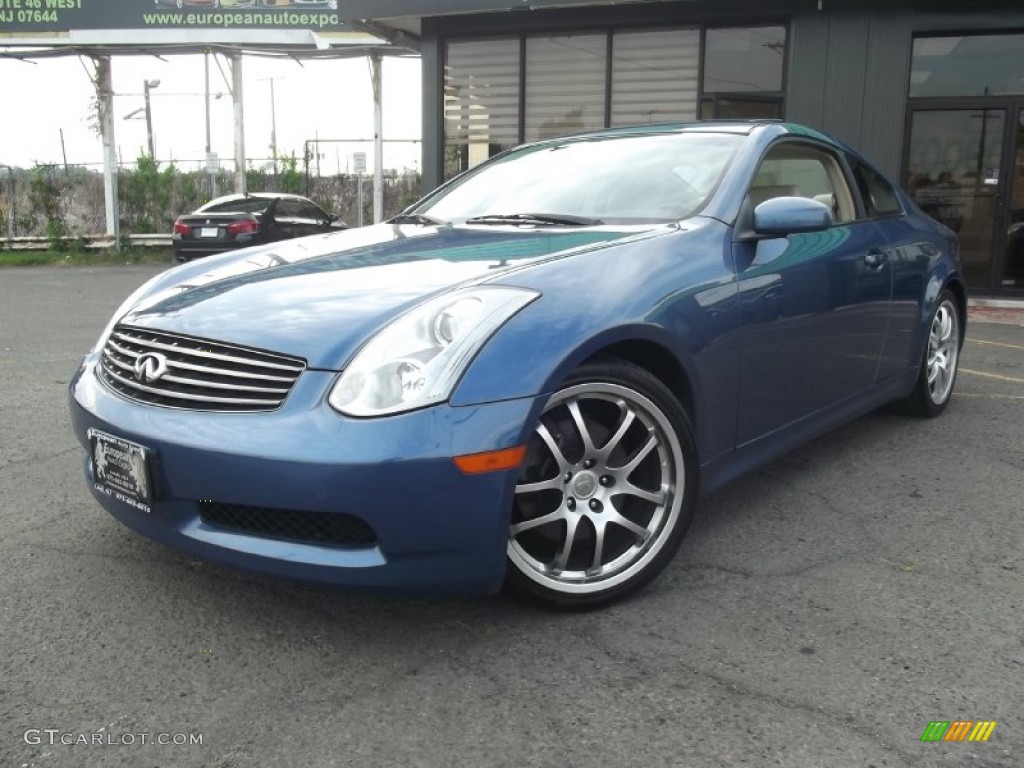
xmin=525 ymin=34 xmax=607 ymax=142
xmin=442 ymin=24 xmax=788 ymax=180
xmin=701 ymin=26 xmax=786 ymax=119
xmin=911 ymin=34 xmax=1024 ymax=98
xmin=443 ymin=39 xmax=521 ymax=180
xmin=611 ymin=29 xmax=700 ymax=126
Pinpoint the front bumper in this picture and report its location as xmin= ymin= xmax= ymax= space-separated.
xmin=69 ymin=355 xmax=544 ymax=595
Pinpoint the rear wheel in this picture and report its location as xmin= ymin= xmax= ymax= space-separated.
xmin=506 ymin=358 xmax=698 ymax=609
xmin=896 ymin=289 xmax=962 ymax=417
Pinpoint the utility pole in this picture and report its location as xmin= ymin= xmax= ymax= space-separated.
xmin=270 ymin=78 xmax=278 ymax=176
xmin=259 ymin=76 xmax=281 ymax=177
xmin=143 ymin=78 xmax=160 ymax=159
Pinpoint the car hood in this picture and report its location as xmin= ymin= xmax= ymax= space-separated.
xmin=123 ymin=222 xmax=663 ymax=370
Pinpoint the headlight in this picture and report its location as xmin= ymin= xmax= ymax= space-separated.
xmin=329 ymin=286 xmax=539 ymax=417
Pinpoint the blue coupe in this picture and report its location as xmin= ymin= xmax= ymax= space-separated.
xmin=70 ymin=122 xmax=965 ymax=608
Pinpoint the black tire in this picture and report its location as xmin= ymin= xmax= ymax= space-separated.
xmin=505 ymin=357 xmax=699 ymax=610
xmin=894 ymin=288 xmax=962 ymax=418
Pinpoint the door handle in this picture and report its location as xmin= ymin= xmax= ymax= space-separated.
xmin=864 ymin=249 xmax=888 ymax=270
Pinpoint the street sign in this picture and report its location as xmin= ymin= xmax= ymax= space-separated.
xmin=353 ymin=152 xmax=366 ymax=174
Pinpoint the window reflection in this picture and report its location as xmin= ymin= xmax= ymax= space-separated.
xmin=703 ymin=27 xmax=787 ymax=93
xmin=1004 ymin=113 xmax=1024 ymax=288
xmin=442 ymin=25 xmax=789 ymax=180
xmin=911 ymin=34 xmax=1024 ymax=98
xmin=906 ymin=109 xmax=1006 ymax=290
xmin=444 ymin=39 xmax=521 ymax=180
xmin=702 ymin=26 xmax=786 ymax=119
xmin=526 ymin=35 xmax=607 ymax=142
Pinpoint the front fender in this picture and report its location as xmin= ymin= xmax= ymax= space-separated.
xmin=451 ymin=225 xmax=742 ymax=462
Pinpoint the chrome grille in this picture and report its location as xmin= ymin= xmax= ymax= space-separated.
xmin=98 ymin=326 xmax=306 ymax=412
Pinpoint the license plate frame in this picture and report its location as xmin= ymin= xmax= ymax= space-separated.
xmin=88 ymin=429 xmax=154 ymax=514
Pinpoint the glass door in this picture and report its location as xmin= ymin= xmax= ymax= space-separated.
xmin=905 ymin=106 xmax=1007 ymax=292
xmin=1002 ymin=109 xmax=1024 ymax=291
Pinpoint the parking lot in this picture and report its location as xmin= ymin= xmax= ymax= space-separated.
xmin=1 ymin=264 xmax=1021 ymax=768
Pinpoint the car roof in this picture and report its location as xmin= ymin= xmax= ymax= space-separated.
xmin=584 ymin=120 xmax=777 ymax=138
xmin=519 ymin=120 xmax=838 ymax=149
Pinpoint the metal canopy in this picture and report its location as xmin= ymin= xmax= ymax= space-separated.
xmin=0 ymin=0 xmax=418 ymax=241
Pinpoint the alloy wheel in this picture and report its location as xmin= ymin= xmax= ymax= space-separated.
xmin=927 ymin=299 xmax=959 ymax=405
xmin=509 ymin=382 xmax=684 ymax=595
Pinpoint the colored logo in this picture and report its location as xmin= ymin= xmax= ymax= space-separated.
xmin=920 ymin=721 xmax=997 ymax=742
xmin=134 ymin=352 xmax=169 ymax=384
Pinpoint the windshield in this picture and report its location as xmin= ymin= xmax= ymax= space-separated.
xmin=416 ymin=132 xmax=743 ymax=225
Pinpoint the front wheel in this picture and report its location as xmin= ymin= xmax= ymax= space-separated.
xmin=506 ymin=358 xmax=698 ymax=609
xmin=896 ymin=289 xmax=962 ymax=417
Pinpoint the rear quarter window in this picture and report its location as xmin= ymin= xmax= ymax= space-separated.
xmin=850 ymin=160 xmax=904 ymax=218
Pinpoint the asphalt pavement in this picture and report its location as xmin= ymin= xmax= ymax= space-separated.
xmin=1 ymin=264 xmax=1021 ymax=768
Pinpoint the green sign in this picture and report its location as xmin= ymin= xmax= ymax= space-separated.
xmin=0 ymin=0 xmax=350 ymax=32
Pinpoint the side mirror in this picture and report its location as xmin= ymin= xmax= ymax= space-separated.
xmin=753 ymin=196 xmax=833 ymax=236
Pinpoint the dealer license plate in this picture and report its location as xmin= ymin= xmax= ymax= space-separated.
xmin=200 ymin=227 xmax=219 ymax=238
xmin=88 ymin=429 xmax=153 ymax=514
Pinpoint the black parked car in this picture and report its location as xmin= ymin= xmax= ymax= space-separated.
xmin=172 ymin=193 xmax=346 ymax=262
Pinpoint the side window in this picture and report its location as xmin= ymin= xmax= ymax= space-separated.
xmin=850 ymin=159 xmax=904 ymax=218
xmin=275 ymin=200 xmax=301 ymax=218
xmin=748 ymin=142 xmax=857 ymax=224
xmin=296 ymin=201 xmax=326 ymax=221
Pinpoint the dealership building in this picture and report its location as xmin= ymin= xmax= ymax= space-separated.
xmin=2 ymin=0 xmax=1023 ymax=296
xmin=358 ymin=0 xmax=1024 ymax=298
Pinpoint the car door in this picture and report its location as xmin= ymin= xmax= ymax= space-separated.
xmin=261 ymin=198 xmax=287 ymax=242
xmin=733 ymin=139 xmax=893 ymax=445
xmin=269 ymin=198 xmax=305 ymax=241
xmin=294 ymin=200 xmax=333 ymax=235
xmin=847 ymin=155 xmax=925 ymax=382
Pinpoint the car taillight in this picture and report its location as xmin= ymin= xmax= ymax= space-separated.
xmin=227 ymin=218 xmax=260 ymax=235
xmin=172 ymin=219 xmax=191 ymax=235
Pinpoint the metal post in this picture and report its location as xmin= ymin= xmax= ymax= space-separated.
xmin=59 ymin=129 xmax=69 ymax=175
xmin=95 ymin=56 xmax=120 ymax=245
xmin=204 ymin=53 xmax=217 ymax=200
xmin=370 ymin=53 xmax=384 ymax=224
xmin=357 ymin=175 xmax=364 ymax=228
xmin=5 ymin=166 xmax=15 ymax=248
xmin=143 ymin=79 xmax=159 ymax=159
xmin=231 ymin=54 xmax=246 ymax=194
xmin=270 ymin=78 xmax=278 ymax=177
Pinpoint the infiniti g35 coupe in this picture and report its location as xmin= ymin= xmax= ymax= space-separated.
xmin=70 ymin=122 xmax=965 ymax=608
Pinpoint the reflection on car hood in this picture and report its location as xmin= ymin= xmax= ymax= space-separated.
xmin=122 ymin=222 xmax=662 ymax=369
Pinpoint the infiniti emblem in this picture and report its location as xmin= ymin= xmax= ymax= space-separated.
xmin=571 ymin=472 xmax=598 ymax=499
xmin=134 ymin=352 xmax=169 ymax=384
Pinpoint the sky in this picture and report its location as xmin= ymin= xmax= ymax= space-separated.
xmin=0 ymin=52 xmax=422 ymax=174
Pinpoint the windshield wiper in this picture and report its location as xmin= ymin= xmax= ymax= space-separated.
xmin=389 ymin=213 xmax=445 ymax=225
xmin=464 ymin=213 xmax=603 ymax=226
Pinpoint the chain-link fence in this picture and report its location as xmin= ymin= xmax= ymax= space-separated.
xmin=0 ymin=160 xmax=423 ymax=244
